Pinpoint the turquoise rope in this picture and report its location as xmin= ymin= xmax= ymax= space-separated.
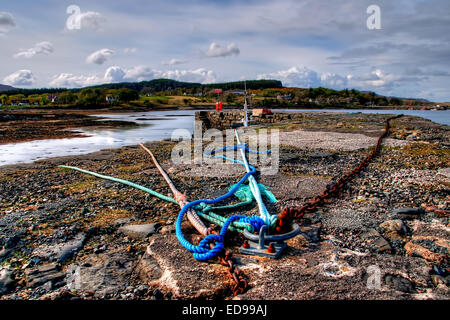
xmin=58 ymin=165 xmax=178 ymax=204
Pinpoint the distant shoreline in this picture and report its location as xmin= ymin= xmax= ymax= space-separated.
xmin=1 ymin=104 xmax=447 ymax=112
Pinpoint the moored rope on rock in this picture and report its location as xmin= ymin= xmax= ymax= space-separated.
xmin=139 ymin=143 xmax=210 ymax=236
xmin=58 ymin=165 xmax=178 ymax=204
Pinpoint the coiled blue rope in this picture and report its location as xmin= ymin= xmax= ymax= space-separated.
xmin=175 ymin=165 xmax=263 ymax=260
xmin=176 ymin=143 xmax=272 ymax=261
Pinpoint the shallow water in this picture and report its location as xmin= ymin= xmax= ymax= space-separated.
xmin=0 ymin=108 xmax=448 ymax=166
xmin=0 ymin=110 xmax=199 ymax=166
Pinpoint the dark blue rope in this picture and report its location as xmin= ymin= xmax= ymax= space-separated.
xmin=176 ymin=143 xmax=270 ymax=261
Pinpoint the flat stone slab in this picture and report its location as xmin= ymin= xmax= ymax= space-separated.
xmin=25 ymin=263 xmax=66 ymax=288
xmin=143 ymin=231 xmax=440 ymax=300
xmin=31 ymin=233 xmax=87 ymax=263
xmin=0 ymin=267 xmax=14 ymax=294
xmin=245 ymin=129 xmax=409 ymax=152
xmin=74 ymin=247 xmax=137 ymax=298
xmin=118 ymin=223 xmax=161 ymax=240
xmin=145 ymin=234 xmax=232 ymax=299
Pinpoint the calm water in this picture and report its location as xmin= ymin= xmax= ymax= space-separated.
xmin=0 ymin=108 xmax=448 ymax=166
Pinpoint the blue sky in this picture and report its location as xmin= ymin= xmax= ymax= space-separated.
xmin=1 ymin=0 xmax=449 ymax=101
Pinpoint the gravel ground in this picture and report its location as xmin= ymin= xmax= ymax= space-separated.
xmin=0 ymin=112 xmax=448 ymax=300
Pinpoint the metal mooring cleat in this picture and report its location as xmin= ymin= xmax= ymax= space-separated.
xmin=239 ymin=223 xmax=301 ymax=258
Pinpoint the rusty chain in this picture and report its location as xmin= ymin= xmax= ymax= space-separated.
xmin=204 ymin=115 xmax=403 ymax=296
xmin=217 ymin=249 xmax=248 ymax=295
xmin=275 ymin=114 xmax=403 ymax=233
xmin=208 ymin=230 xmax=248 ymax=296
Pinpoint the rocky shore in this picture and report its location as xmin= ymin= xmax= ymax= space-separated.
xmin=0 ymin=112 xmax=448 ymax=300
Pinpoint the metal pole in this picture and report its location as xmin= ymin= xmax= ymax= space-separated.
xmin=234 ymin=130 xmax=271 ymax=226
xmin=243 ymin=81 xmax=248 ymax=127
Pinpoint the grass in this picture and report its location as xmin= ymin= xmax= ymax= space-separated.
xmin=88 ymin=208 xmax=134 ymax=228
xmin=64 ymin=178 xmax=97 ymax=194
xmin=400 ymin=143 xmax=450 ymax=169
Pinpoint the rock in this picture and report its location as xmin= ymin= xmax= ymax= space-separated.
xmin=32 ymin=233 xmax=88 ymax=263
xmin=81 ymin=207 xmax=89 ymax=216
xmin=135 ymin=253 xmax=163 ymax=283
xmin=4 ymin=234 xmax=21 ymax=249
xmin=119 ymin=223 xmax=161 ymax=240
xmin=153 ymin=288 xmax=163 ymax=300
xmin=404 ymin=242 xmax=447 ymax=264
xmin=389 ymin=207 xmax=425 ymax=220
xmin=360 ymin=228 xmax=381 ymax=240
xmin=361 ymin=229 xmax=392 ymax=253
xmin=144 ymin=234 xmax=231 ymax=299
xmin=57 ymin=234 xmax=87 ymax=262
xmin=0 ymin=267 xmax=15 ymax=295
xmin=0 ymin=247 xmax=11 ymax=259
xmin=25 ymin=263 xmax=66 ymax=288
xmin=379 ymin=220 xmax=408 ymax=240
xmin=301 ymin=223 xmax=321 ymax=243
xmin=431 ymin=274 xmax=447 ymax=287
xmin=113 ymin=217 xmax=133 ymax=226
xmin=71 ymin=247 xmax=136 ymax=298
xmin=160 ymin=225 xmax=175 ymax=234
xmin=94 ymin=245 xmax=107 ymax=254
xmin=379 ymin=220 xmax=406 ymax=234
xmin=385 ymin=274 xmax=416 ymax=293
xmin=373 ymin=237 xmax=392 ymax=253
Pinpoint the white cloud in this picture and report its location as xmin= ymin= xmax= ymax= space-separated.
xmin=348 ymin=69 xmax=398 ymax=89
xmin=104 ymin=66 xmax=126 ymax=82
xmin=320 ymin=72 xmax=349 ymax=90
xmin=49 ymin=66 xmax=216 ymax=88
xmin=159 ymin=68 xmax=216 ymax=83
xmin=50 ymin=66 xmax=124 ymax=87
xmin=49 ymin=73 xmax=102 ymax=88
xmin=257 ymin=66 xmax=321 ymax=88
xmin=257 ymin=66 xmax=353 ymax=90
xmin=0 ymin=12 xmax=15 ymax=34
xmin=162 ymin=58 xmax=188 ymax=66
xmin=123 ymin=66 xmax=158 ymax=82
xmin=3 ymin=70 xmax=35 ymax=86
xmin=86 ymin=48 xmax=114 ymax=65
xmin=205 ymin=42 xmax=240 ymax=58
xmin=13 ymin=41 xmax=54 ymax=59
xmin=124 ymin=66 xmax=216 ymax=83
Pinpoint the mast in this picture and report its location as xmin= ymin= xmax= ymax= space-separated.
xmin=243 ymin=80 xmax=248 ymax=127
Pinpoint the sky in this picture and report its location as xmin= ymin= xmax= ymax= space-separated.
xmin=1 ymin=0 xmax=449 ymax=101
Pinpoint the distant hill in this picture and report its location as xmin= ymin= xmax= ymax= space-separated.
xmin=88 ymin=78 xmax=201 ymax=92
xmin=87 ymin=79 xmax=282 ymax=91
xmin=0 ymin=84 xmax=15 ymax=92
xmin=0 ymin=78 xmax=436 ymax=106
xmin=2 ymin=79 xmax=282 ymax=95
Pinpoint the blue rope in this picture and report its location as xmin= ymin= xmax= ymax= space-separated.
xmin=175 ymin=143 xmax=270 ymax=261
xmin=176 ymin=168 xmax=257 ymax=261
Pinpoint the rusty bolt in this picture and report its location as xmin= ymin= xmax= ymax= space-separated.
xmin=267 ymin=242 xmax=276 ymax=254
